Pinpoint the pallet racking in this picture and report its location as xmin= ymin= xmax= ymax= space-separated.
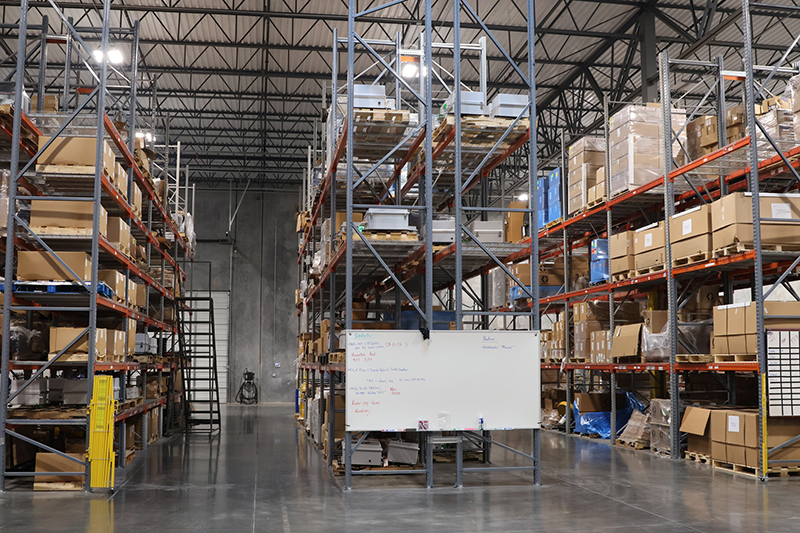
xmin=0 ymin=0 xmax=194 ymax=491
xmin=296 ymin=0 xmax=540 ymax=489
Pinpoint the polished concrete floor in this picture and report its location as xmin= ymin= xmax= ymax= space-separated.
xmin=1 ymin=403 xmax=800 ymax=532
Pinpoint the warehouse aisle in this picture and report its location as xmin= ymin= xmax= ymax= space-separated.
xmin=1 ymin=404 xmax=799 ymax=532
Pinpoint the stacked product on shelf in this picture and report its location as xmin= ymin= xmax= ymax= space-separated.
xmin=536 ymin=176 xmax=548 ymax=229
xmin=574 ymin=301 xmax=640 ymax=363
xmin=632 ymin=221 xmax=666 ymax=274
xmin=609 ymin=229 xmax=635 ymax=280
xmin=567 ymin=137 xmax=604 ymax=215
xmin=545 ymin=168 xmax=562 ymax=226
xmin=590 ymin=238 xmax=609 ymax=284
xmin=586 ymin=167 xmax=606 ymax=207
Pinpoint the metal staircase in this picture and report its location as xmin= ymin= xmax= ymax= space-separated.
xmin=175 ymin=296 xmax=222 ymax=432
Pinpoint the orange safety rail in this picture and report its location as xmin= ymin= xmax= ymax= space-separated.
xmin=115 ymin=397 xmax=165 ymax=422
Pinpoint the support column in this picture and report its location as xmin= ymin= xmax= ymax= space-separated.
xmin=640 ymin=10 xmax=658 ymax=103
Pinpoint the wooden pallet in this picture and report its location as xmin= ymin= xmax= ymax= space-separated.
xmin=27 ymin=226 xmax=94 ymax=236
xmin=615 ymin=439 xmax=648 ymax=450
xmin=328 ymin=351 xmax=346 ymax=364
xmin=576 ymin=432 xmax=602 ymax=439
xmin=713 ymin=354 xmax=757 ymax=363
xmin=35 ymin=163 xmax=114 ymax=179
xmin=361 ymin=230 xmax=418 ymax=242
xmin=545 ymin=217 xmax=564 ymax=229
xmin=587 ymin=196 xmax=607 ymax=208
xmin=8 ymin=406 xmax=86 ymax=419
xmin=685 ymin=451 xmax=712 ymax=464
xmin=48 ymin=352 xmax=106 ymax=362
xmin=633 ymin=265 xmax=664 ymax=277
xmin=676 ymin=354 xmax=714 ymax=363
xmin=611 ymin=271 xmax=633 ymax=282
xmin=568 ymin=357 xmax=587 ymax=363
xmin=123 ymin=449 xmax=136 ymax=466
xmin=713 ymin=241 xmax=800 ymax=258
xmin=116 ymin=397 xmax=143 ymax=412
xmin=33 ymin=481 xmax=84 ymax=491
xmin=672 ymin=251 xmax=713 ymax=268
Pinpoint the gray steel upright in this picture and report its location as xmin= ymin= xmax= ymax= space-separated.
xmin=36 ymin=15 xmax=47 ymax=113
xmin=658 ymin=49 xmax=680 ymax=459
xmin=423 ymin=0 xmax=434 ymax=331
xmin=0 ymin=0 xmax=28 ymax=493
xmin=605 ymin=96 xmax=617 ymax=436
xmin=453 ymin=0 xmax=463 ymax=331
xmin=62 ymin=16 xmax=73 ymax=112
xmin=740 ymin=0 xmax=768 ymax=478
xmin=328 ymin=27 xmax=338 ymax=467
xmin=343 ymin=0 xmax=355 ymax=491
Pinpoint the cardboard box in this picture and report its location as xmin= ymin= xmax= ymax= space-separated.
xmin=574 ymin=392 xmax=627 ymax=413
xmin=611 ymin=323 xmax=642 ymax=358
xmin=30 ymin=200 xmax=108 ymax=236
xmin=107 ymin=217 xmax=132 ymax=253
xmin=131 ymin=182 xmax=143 ymax=215
xmin=34 ymin=452 xmax=85 ymax=484
xmin=679 ymin=406 xmax=717 ymax=455
xmin=633 ymin=221 xmax=666 ymax=254
xmin=98 ymin=270 xmax=126 ymax=301
xmin=610 ymin=255 xmax=635 ymax=276
xmin=712 ymin=193 xmax=800 ymax=248
xmin=505 ymin=200 xmax=527 ymax=242
xmin=635 ymin=248 xmax=665 ymax=270
xmin=135 ymin=283 xmax=147 ymax=309
xmin=642 ymin=310 xmax=668 ymax=334
xmin=127 ymin=318 xmax=136 ymax=355
xmin=610 ymin=231 xmax=634 ymax=259
xmin=107 ymin=330 xmax=126 ymax=358
xmin=670 ymin=204 xmax=711 ymax=244
xmin=38 ymin=136 xmax=115 ymax=176
xmin=17 ymin=251 xmax=92 ymax=281
xmin=31 ymin=94 xmax=59 ymax=113
xmin=574 ymin=319 xmax=605 ymax=341
xmin=49 ymin=327 xmax=107 ymax=356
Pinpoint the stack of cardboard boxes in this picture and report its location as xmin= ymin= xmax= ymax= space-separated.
xmin=680 ymin=406 xmax=800 ymax=470
xmin=712 ymin=192 xmax=800 ymax=252
xmin=633 ymin=221 xmax=666 ymax=273
xmin=669 ymin=204 xmax=712 ymax=263
xmin=712 ymin=301 xmax=800 ymax=357
xmin=575 ymin=301 xmax=640 ymax=363
xmin=589 ymin=330 xmax=611 ymax=364
xmin=540 ymin=330 xmax=552 ymax=360
xmin=609 ymin=230 xmax=635 ymax=279
xmin=609 ymin=105 xmax=663 ymax=198
xmin=504 ymin=200 xmax=527 ymax=242
xmin=567 ymin=137 xmax=605 ymax=216
xmin=550 ymin=318 xmax=566 ymax=361
xmin=587 ymin=167 xmax=606 ymax=207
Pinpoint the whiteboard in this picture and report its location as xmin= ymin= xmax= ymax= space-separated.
xmin=345 ymin=330 xmax=540 ymax=432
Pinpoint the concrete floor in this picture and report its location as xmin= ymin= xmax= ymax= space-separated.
xmin=1 ymin=404 xmax=799 ymax=532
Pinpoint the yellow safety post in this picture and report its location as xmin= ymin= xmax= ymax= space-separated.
xmin=88 ymin=375 xmax=117 ymax=489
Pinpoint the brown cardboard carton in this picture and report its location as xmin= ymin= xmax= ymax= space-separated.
xmin=98 ymin=270 xmax=126 ymax=301
xmin=574 ymin=392 xmax=627 ymax=413
xmin=131 ymin=182 xmax=143 ymax=215
xmin=17 ymin=251 xmax=92 ymax=281
xmin=711 ymin=193 xmax=800 ymax=247
xmin=679 ymin=406 xmax=713 ymax=455
xmin=670 ymin=204 xmax=711 ymax=244
xmin=574 ymin=320 xmax=604 ymax=341
xmin=610 ymin=255 xmax=635 ymax=276
xmin=107 ymin=330 xmax=126 ymax=358
xmin=34 ymin=453 xmax=85 ymax=484
xmin=38 ymin=136 xmax=115 ymax=176
xmin=30 ymin=200 xmax=108 ymax=237
xmin=108 ymin=217 xmax=132 ymax=254
xmin=127 ymin=318 xmax=136 ymax=355
xmin=711 ymin=439 xmax=727 ymax=461
xmin=711 ymin=335 xmax=728 ymax=355
xmin=611 ymin=323 xmax=642 ymax=358
xmin=763 ymin=300 xmax=800 ymax=329
xmin=710 ymin=410 xmax=727 ymax=442
xmin=642 ymin=310 xmax=668 ymax=334
xmin=727 ymin=334 xmax=751 ymax=355
xmin=635 ymin=248 xmax=665 ymax=270
xmin=31 ymin=94 xmax=59 ymax=113
xmin=609 ymin=230 xmax=634 ymax=259
xmin=633 ymin=222 xmax=666 ymax=254
xmin=672 ymin=234 xmax=712 ymax=260
xmin=49 ymin=327 xmax=107 ymax=356
xmin=504 ymin=200 xmax=527 ymax=242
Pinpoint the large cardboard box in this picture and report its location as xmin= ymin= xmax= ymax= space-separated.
xmin=98 ymin=270 xmax=126 ymax=301
xmin=680 ymin=406 xmax=713 ymax=455
xmin=633 ymin=221 xmax=665 ymax=254
xmin=574 ymin=392 xmax=627 ymax=413
xmin=107 ymin=330 xmax=126 ymax=358
xmin=504 ymin=200 xmax=527 ymax=242
xmin=107 ymin=217 xmax=132 ymax=254
xmin=131 ymin=182 xmax=143 ymax=215
xmin=17 ymin=251 xmax=92 ymax=281
xmin=611 ymin=323 xmax=642 ymax=358
xmin=610 ymin=230 xmax=634 ymax=259
xmin=30 ymin=200 xmax=108 ymax=236
xmin=135 ymin=283 xmax=147 ymax=309
xmin=38 ymin=136 xmax=115 ymax=176
xmin=127 ymin=318 xmax=136 ymax=355
xmin=712 ymin=192 xmax=800 ymax=248
xmin=574 ymin=319 xmax=605 ymax=341
xmin=34 ymin=452 xmax=85 ymax=485
xmin=49 ymin=327 xmax=107 ymax=357
xmin=642 ymin=310 xmax=668 ymax=334
xmin=670 ymin=205 xmax=712 ymax=259
xmin=31 ymin=94 xmax=59 ymax=113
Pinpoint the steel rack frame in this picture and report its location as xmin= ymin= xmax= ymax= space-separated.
xmin=296 ymin=0 xmax=540 ymax=490
xmin=0 ymin=0 xmax=187 ymax=492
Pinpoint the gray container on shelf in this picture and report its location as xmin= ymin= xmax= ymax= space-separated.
xmin=467 ymin=220 xmax=504 ymax=242
xmin=351 ymin=440 xmax=383 ymax=466
xmin=339 ymin=84 xmax=387 ymax=109
xmin=488 ymin=93 xmax=530 ymax=119
xmin=387 ymin=440 xmax=419 ymax=465
xmin=441 ymin=91 xmax=485 ymax=115
xmin=363 ymin=208 xmax=414 ymax=231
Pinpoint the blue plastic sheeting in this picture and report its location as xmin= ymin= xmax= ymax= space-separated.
xmin=572 ymin=392 xmax=646 ymax=439
xmin=388 ymin=310 xmax=457 ymax=331
xmin=591 ymin=238 xmax=609 ymax=260
xmin=590 ymin=258 xmax=609 ymax=284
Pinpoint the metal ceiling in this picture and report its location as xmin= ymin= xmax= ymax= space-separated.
xmin=2 ymin=0 xmax=800 ymax=187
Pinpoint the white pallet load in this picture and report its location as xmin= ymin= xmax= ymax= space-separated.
xmin=441 ymin=90 xmax=485 ymax=115
xmin=488 ymin=93 xmax=529 ymax=119
xmin=338 ymin=84 xmax=387 ymax=109
xmin=363 ymin=208 xmax=414 ymax=231
xmin=467 ymin=220 xmax=504 ymax=242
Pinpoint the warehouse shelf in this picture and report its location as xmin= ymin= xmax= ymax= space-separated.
xmin=0 ymin=7 xmax=188 ymax=492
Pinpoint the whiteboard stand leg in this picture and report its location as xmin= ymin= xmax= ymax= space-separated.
xmin=454 ymin=432 xmax=463 ymax=488
xmin=426 ymin=433 xmax=434 ymax=489
xmin=344 ymin=431 xmax=352 ymax=491
xmin=565 ymin=370 xmax=573 ymax=435
xmin=533 ymin=428 xmax=541 ymax=486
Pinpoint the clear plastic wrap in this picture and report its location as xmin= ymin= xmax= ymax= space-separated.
xmin=0 ymin=169 xmax=8 ymax=237
xmin=642 ymin=318 xmax=713 ymax=363
xmin=183 ymin=211 xmax=196 ymax=252
xmin=572 ymin=391 xmax=646 ymax=439
xmin=310 ymin=251 xmax=323 ymax=276
xmin=568 ymin=136 xmax=606 ymax=155
xmin=611 ymin=104 xmax=662 ymax=129
xmin=541 ymin=409 xmax=562 ymax=430
xmin=649 ymin=398 xmax=671 ymax=426
xmin=9 ymin=321 xmax=44 ymax=361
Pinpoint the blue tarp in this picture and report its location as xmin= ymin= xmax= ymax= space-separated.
xmin=572 ymin=392 xmax=646 ymax=439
